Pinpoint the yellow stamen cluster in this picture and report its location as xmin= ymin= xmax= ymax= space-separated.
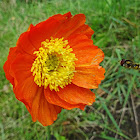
xmin=31 ymin=37 xmax=77 ymax=91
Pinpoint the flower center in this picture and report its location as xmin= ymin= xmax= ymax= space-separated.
xmin=31 ymin=37 xmax=77 ymax=91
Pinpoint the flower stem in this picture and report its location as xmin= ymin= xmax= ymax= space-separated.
xmin=46 ymin=125 xmax=51 ymax=140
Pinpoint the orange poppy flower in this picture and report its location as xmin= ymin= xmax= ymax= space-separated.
xmin=3 ymin=12 xmax=105 ymax=126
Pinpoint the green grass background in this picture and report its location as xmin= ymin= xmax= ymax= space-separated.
xmin=0 ymin=0 xmax=140 ymax=140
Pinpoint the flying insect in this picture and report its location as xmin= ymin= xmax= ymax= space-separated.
xmin=120 ymin=59 xmax=140 ymax=70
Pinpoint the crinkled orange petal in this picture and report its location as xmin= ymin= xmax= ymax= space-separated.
xmin=74 ymin=47 xmax=104 ymax=66
xmin=26 ymin=87 xmax=41 ymax=122
xmin=54 ymin=13 xmax=94 ymax=39
xmin=28 ymin=17 xmax=62 ymax=50
xmin=88 ymin=48 xmax=105 ymax=66
xmin=50 ymin=12 xmax=72 ymax=21
xmin=67 ymin=34 xmax=104 ymax=66
xmin=13 ymin=76 xmax=38 ymax=107
xmin=28 ymin=12 xmax=72 ymax=49
xmin=28 ymin=12 xmax=93 ymax=50
xmin=16 ymin=28 xmax=37 ymax=55
xmin=68 ymin=33 xmax=88 ymax=44
xmin=10 ymin=54 xmax=37 ymax=106
xmin=57 ymin=83 xmax=95 ymax=105
xmin=44 ymin=88 xmax=86 ymax=110
xmin=68 ymin=34 xmax=98 ymax=61
xmin=72 ymin=65 xmax=105 ymax=89
xmin=69 ymin=24 xmax=94 ymax=39
xmin=10 ymin=53 xmax=35 ymax=87
xmin=54 ymin=14 xmax=85 ymax=38
xmin=68 ymin=34 xmax=93 ymax=48
xmin=27 ymin=24 xmax=34 ymax=31
xmin=11 ymin=54 xmax=34 ymax=73
xmin=38 ymin=94 xmax=62 ymax=126
xmin=25 ymin=87 xmax=62 ymax=126
xmin=30 ymin=87 xmax=61 ymax=125
xmin=3 ymin=47 xmax=18 ymax=86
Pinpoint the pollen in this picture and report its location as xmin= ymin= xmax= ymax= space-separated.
xmin=31 ymin=37 xmax=77 ymax=91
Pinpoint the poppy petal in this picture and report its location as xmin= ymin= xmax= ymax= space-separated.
xmin=28 ymin=18 xmax=61 ymax=50
xmin=57 ymin=83 xmax=95 ymax=105
xmin=68 ymin=33 xmax=89 ymax=46
xmin=73 ymin=65 xmax=105 ymax=89
xmin=68 ymin=24 xmax=94 ymax=39
xmin=68 ymin=34 xmax=93 ymax=48
xmin=27 ymin=87 xmax=62 ymax=126
xmin=54 ymin=14 xmax=85 ymax=38
xmin=27 ymin=24 xmax=34 ymax=31
xmin=3 ymin=47 xmax=18 ymax=86
xmin=54 ymin=14 xmax=93 ymax=39
xmin=16 ymin=29 xmax=37 ymax=55
xmin=50 ymin=12 xmax=72 ymax=21
xmin=13 ymin=76 xmax=38 ymax=107
xmin=10 ymin=53 xmax=37 ymax=106
xmin=27 ymin=12 xmax=72 ymax=50
xmin=44 ymin=88 xmax=86 ymax=110
xmin=74 ymin=48 xmax=104 ymax=66
xmin=10 ymin=53 xmax=35 ymax=87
